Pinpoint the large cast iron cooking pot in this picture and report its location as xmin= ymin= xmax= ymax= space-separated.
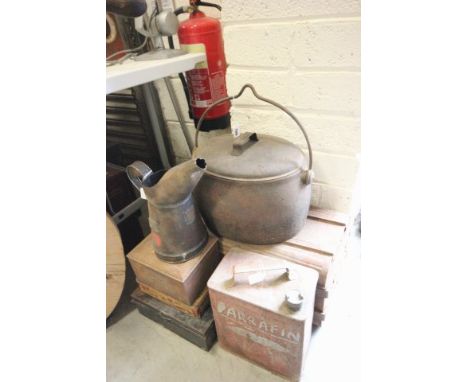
xmin=192 ymin=84 xmax=314 ymax=244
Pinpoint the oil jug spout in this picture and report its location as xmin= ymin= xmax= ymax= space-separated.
xmin=126 ymin=158 xmax=207 ymax=206
xmin=151 ymin=158 xmax=206 ymax=206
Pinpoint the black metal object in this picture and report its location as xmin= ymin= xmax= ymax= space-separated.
xmin=194 ymin=113 xmax=231 ymax=132
xmin=131 ymin=288 xmax=217 ymax=351
xmin=193 ymin=1 xmax=222 ymax=12
xmin=106 ymin=162 xmax=137 ymax=214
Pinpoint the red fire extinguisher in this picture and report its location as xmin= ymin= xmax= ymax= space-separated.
xmin=175 ymin=1 xmax=230 ymax=132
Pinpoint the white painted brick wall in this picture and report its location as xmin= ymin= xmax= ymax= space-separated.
xmin=292 ymin=20 xmax=360 ymax=69
xmin=292 ymin=72 xmax=360 ymax=115
xmin=227 ymin=69 xmax=292 ymax=107
xmin=157 ymin=0 xmax=360 ymax=213
xmin=220 ymin=0 xmax=360 ymax=22
xmin=224 ymin=23 xmax=292 ymax=68
xmin=224 ymin=19 xmax=360 ymax=69
xmin=231 ymin=108 xmax=360 ymax=156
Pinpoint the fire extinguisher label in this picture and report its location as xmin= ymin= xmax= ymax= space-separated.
xmin=180 ymin=43 xmax=212 ymax=107
xmin=186 ymin=68 xmax=213 ymax=108
xmin=180 ymin=43 xmax=227 ymax=110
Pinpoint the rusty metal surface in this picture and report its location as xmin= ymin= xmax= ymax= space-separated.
xmin=127 ymin=159 xmax=208 ymax=262
xmin=208 ymin=248 xmax=319 ymax=380
xmin=211 ymin=293 xmax=305 ymax=380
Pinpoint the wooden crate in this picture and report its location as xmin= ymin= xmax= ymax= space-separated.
xmin=219 ymin=207 xmax=348 ymax=326
xmin=139 ymin=282 xmax=210 ymax=318
xmin=131 ymin=288 xmax=217 ymax=351
xmin=128 ymin=234 xmax=221 ymax=305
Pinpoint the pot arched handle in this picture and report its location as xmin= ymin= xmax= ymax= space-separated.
xmin=194 ymin=84 xmax=313 ymax=175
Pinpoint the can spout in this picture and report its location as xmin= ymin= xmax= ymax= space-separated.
xmin=148 ymin=158 xmax=207 ymax=206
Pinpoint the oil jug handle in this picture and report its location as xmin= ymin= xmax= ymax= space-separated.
xmin=126 ymin=161 xmax=153 ymax=189
xmin=194 ymin=84 xmax=313 ymax=172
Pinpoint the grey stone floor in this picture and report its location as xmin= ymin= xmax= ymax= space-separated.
xmin=107 ymin=231 xmax=360 ymax=382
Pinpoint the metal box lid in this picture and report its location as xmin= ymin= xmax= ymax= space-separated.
xmin=208 ymin=248 xmax=319 ymax=321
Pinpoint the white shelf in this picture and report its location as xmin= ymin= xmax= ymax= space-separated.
xmin=106 ymin=52 xmax=205 ymax=94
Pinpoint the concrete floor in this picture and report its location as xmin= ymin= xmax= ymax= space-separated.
xmin=107 ymin=231 xmax=360 ymax=382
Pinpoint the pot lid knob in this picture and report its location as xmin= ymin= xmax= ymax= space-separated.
xmin=232 ymin=132 xmax=258 ymax=156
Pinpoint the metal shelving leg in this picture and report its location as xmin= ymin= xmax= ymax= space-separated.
xmin=141 ymin=83 xmax=171 ymax=169
xmin=164 ymin=77 xmax=194 ymax=152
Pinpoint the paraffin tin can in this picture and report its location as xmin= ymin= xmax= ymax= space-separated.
xmin=207 ymin=248 xmax=319 ymax=381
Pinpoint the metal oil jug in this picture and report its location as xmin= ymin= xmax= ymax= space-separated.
xmin=126 ymin=159 xmax=208 ymax=263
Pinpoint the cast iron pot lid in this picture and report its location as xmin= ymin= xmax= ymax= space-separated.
xmin=193 ymin=132 xmax=307 ymax=180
